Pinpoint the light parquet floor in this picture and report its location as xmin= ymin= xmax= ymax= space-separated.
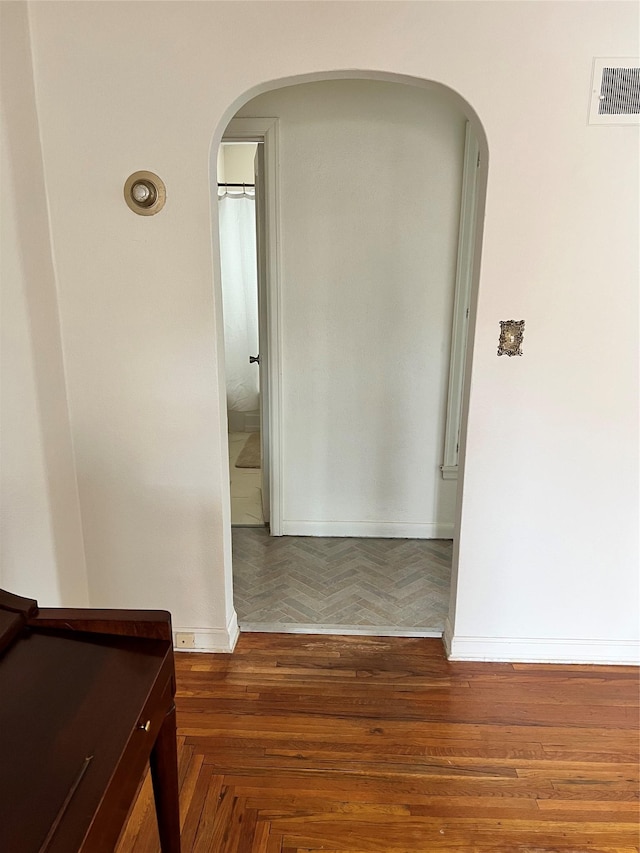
xmin=232 ymin=529 xmax=452 ymax=634
xmin=117 ymin=634 xmax=640 ymax=853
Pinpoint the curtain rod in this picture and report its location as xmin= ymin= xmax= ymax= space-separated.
xmin=218 ymin=182 xmax=255 ymax=188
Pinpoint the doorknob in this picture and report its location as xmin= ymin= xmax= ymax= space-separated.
xmin=249 ymin=355 xmax=260 ymax=365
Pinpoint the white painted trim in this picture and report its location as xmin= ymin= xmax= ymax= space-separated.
xmin=281 ymin=520 xmax=454 ymax=539
xmin=227 ymin=411 xmax=259 ymax=433
xmin=441 ymin=122 xmax=479 ymax=478
xmin=173 ymin=610 xmax=239 ymax=654
xmin=224 ymin=118 xmax=283 ymax=535
xmin=440 ymin=465 xmax=458 ymax=481
xmin=447 ymin=633 xmax=640 ymax=665
xmin=239 ymin=623 xmax=443 ymax=638
xmin=442 ymin=616 xmax=454 ymax=658
xmin=226 ymin=608 xmax=240 ymax=651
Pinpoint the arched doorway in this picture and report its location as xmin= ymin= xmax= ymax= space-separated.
xmin=210 ymin=72 xmax=488 ymax=644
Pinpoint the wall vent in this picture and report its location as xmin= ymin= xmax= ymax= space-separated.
xmin=589 ymin=58 xmax=640 ymax=125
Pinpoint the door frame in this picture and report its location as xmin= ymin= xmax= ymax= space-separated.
xmin=441 ymin=122 xmax=480 ymax=481
xmin=222 ymin=117 xmax=283 ymax=535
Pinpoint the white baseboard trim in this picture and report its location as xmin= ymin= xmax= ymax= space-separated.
xmin=173 ymin=610 xmax=239 ymax=654
xmin=281 ymin=520 xmax=454 ymax=539
xmin=446 ymin=632 xmax=640 ymax=665
xmin=442 ymin=616 xmax=454 ymax=658
xmin=227 ymin=411 xmax=260 ymax=433
xmin=226 ymin=609 xmax=240 ymax=651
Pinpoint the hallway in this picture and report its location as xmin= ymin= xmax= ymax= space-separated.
xmin=229 ymin=432 xmax=264 ymax=526
xmin=232 ymin=528 xmax=452 ymax=636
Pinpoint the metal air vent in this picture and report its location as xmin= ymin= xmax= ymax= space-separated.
xmin=589 ymin=58 xmax=640 ymax=125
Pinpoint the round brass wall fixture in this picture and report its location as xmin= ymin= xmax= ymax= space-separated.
xmin=124 ymin=171 xmax=166 ymax=216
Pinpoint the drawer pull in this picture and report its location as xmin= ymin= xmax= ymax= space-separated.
xmin=139 ymin=720 xmax=151 ymax=733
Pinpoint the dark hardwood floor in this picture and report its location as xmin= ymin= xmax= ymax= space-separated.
xmin=117 ymin=634 xmax=640 ymax=852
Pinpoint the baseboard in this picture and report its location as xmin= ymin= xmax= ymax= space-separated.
xmin=442 ymin=616 xmax=454 ymax=658
xmin=227 ymin=411 xmax=259 ymax=433
xmin=173 ymin=610 xmax=239 ymax=654
xmin=226 ymin=609 xmax=240 ymax=651
xmin=280 ymin=520 xmax=454 ymax=539
xmin=446 ymin=633 xmax=640 ymax=665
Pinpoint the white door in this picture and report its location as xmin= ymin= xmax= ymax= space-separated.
xmin=254 ymin=144 xmax=270 ymax=524
xmin=223 ymin=117 xmax=281 ymax=534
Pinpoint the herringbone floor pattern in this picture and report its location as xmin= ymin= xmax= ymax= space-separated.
xmin=232 ymin=529 xmax=452 ymax=634
xmin=117 ymin=634 xmax=640 ymax=852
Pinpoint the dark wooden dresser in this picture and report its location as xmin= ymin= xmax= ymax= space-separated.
xmin=0 ymin=589 xmax=181 ymax=852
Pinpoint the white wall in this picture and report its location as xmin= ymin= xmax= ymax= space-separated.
xmin=11 ymin=0 xmax=637 ymax=660
xmin=236 ymin=80 xmax=464 ymax=537
xmin=0 ymin=2 xmax=88 ymax=606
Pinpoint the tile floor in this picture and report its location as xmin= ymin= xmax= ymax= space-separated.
xmin=228 ymin=432 xmax=264 ymax=526
xmin=229 ymin=433 xmax=453 ymax=636
xmin=232 ymin=528 xmax=452 ymax=637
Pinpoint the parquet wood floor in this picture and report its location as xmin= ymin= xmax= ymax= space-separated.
xmin=117 ymin=634 xmax=640 ymax=853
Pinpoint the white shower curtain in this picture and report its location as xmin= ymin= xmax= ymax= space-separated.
xmin=218 ymin=190 xmax=259 ymax=412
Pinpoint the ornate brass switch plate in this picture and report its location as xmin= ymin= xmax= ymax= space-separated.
xmin=498 ymin=320 xmax=525 ymax=357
